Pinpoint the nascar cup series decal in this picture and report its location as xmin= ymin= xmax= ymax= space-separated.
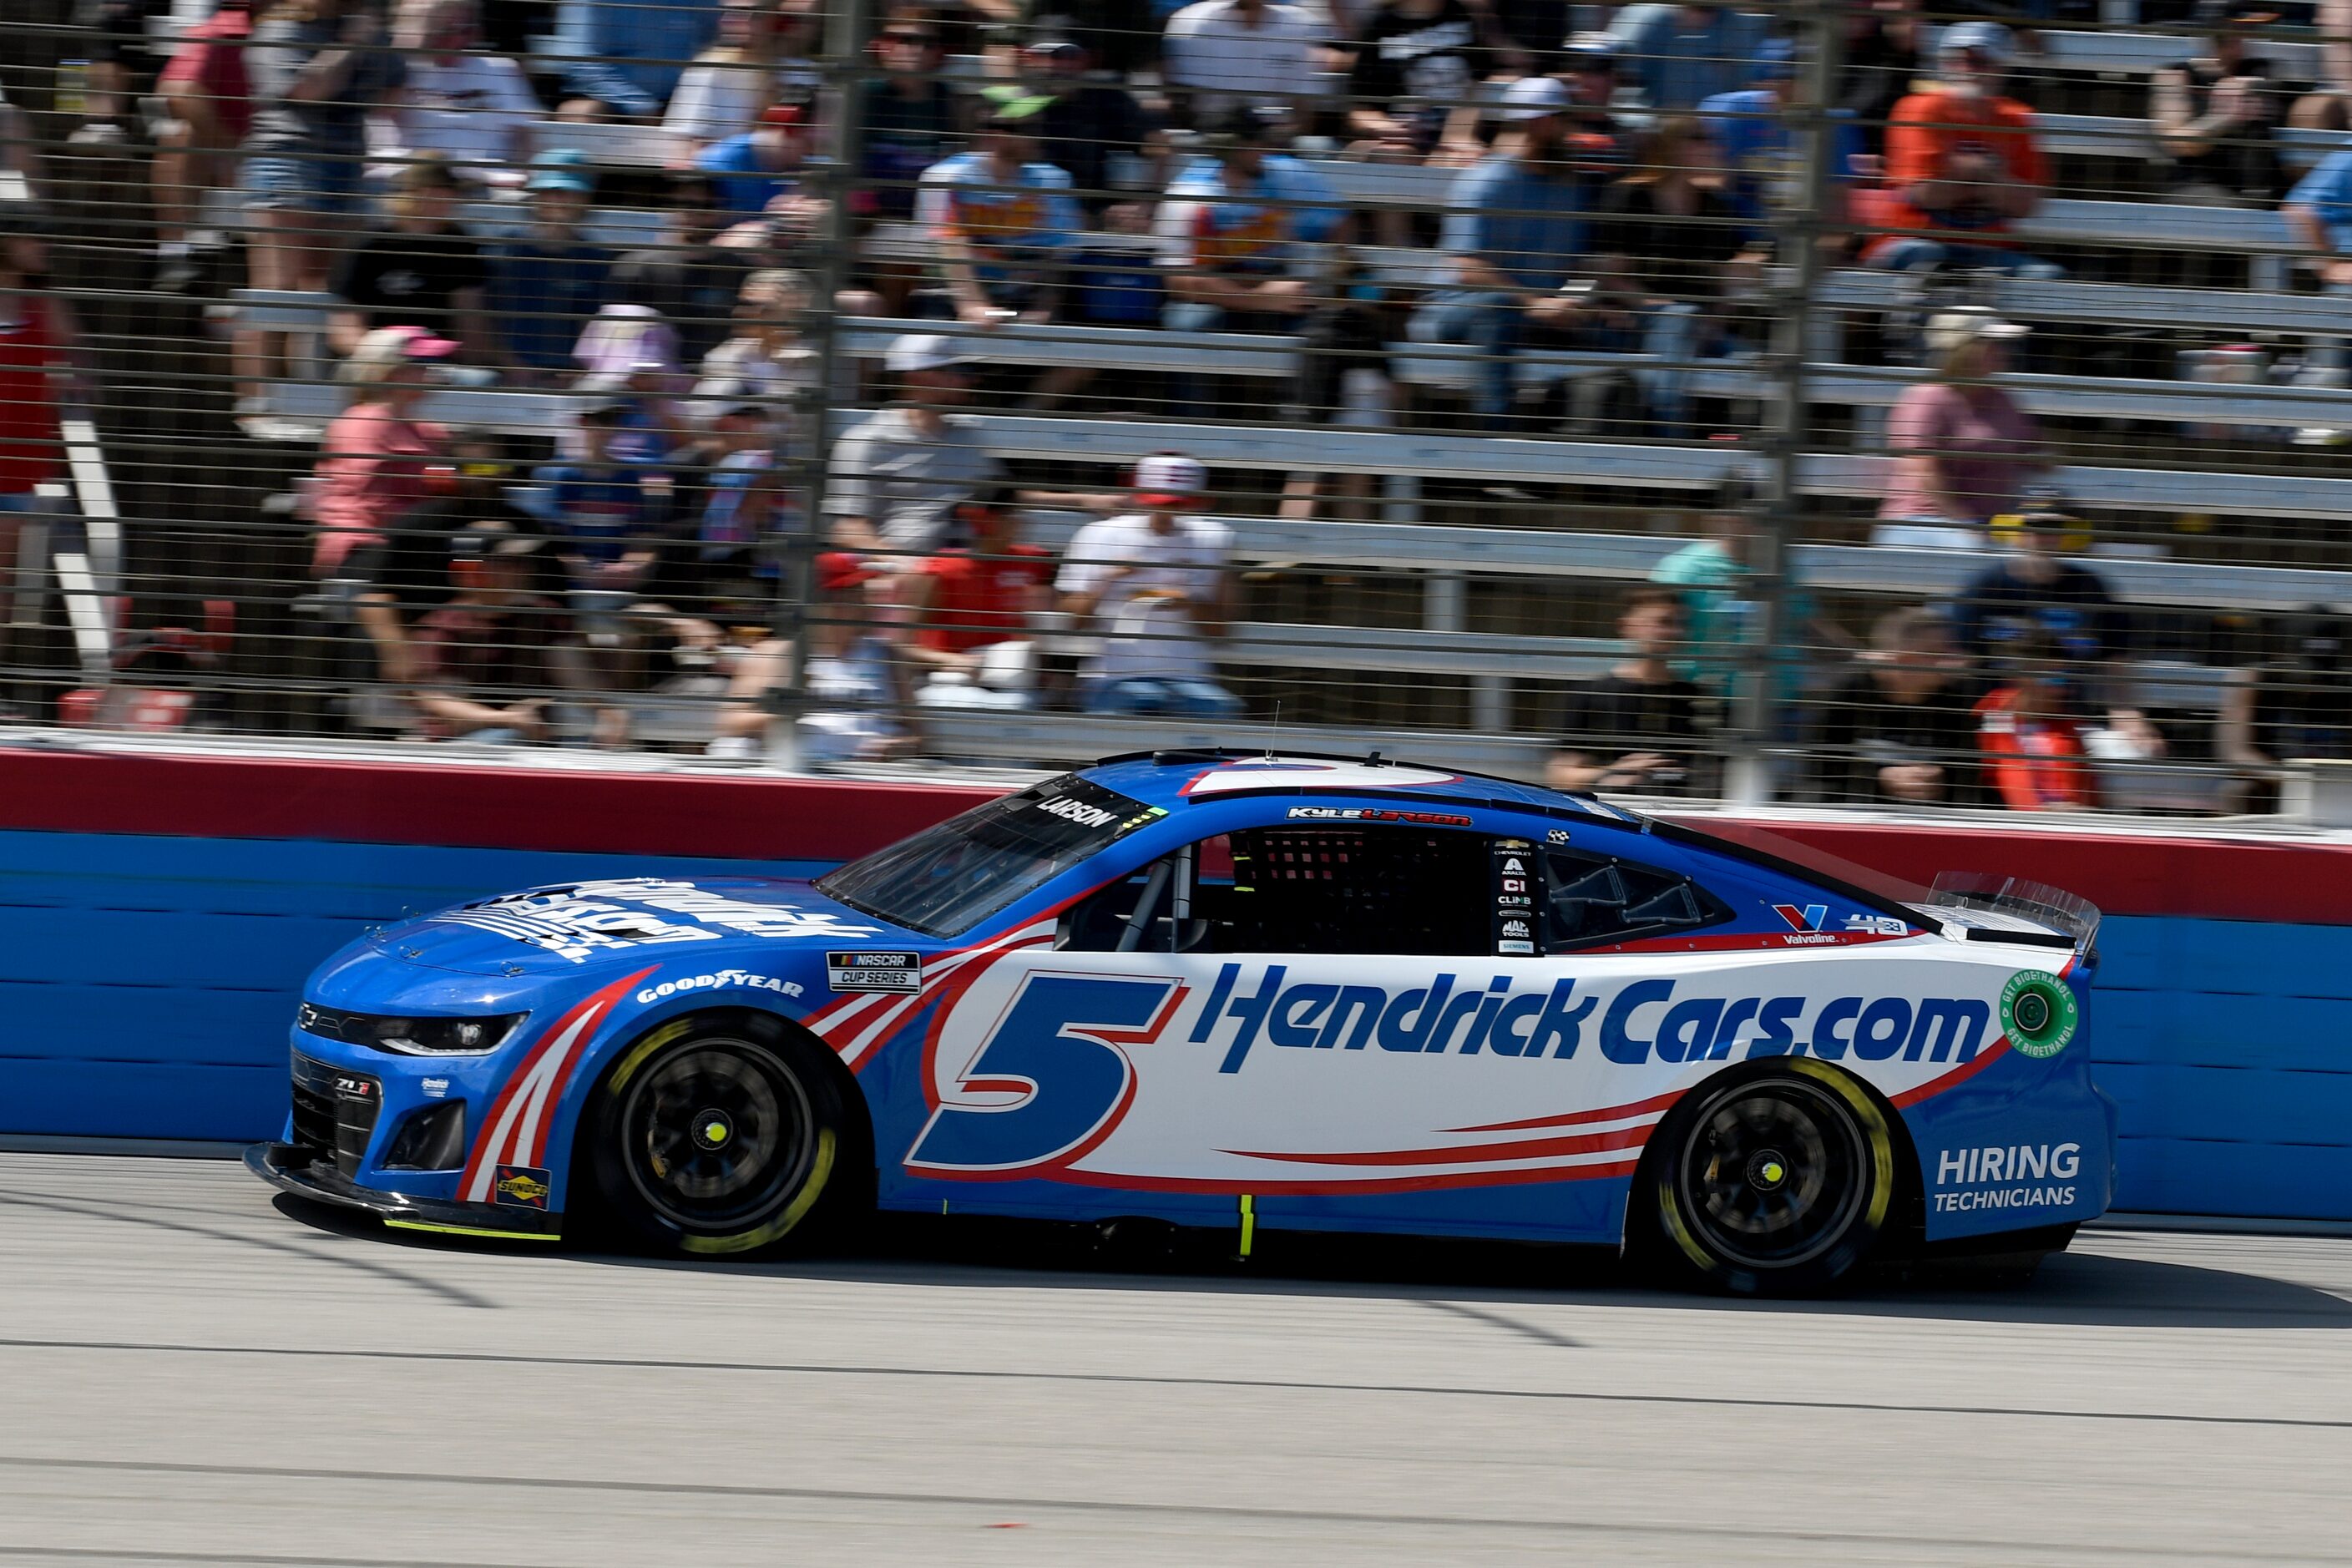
xmin=439 ymin=879 xmax=880 ymax=964
xmin=906 ymin=952 xmax=2031 ymax=1188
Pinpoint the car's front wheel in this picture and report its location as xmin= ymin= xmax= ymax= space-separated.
xmin=584 ymin=1016 xmax=859 ymax=1257
xmin=1650 ymin=1063 xmax=1895 ymax=1295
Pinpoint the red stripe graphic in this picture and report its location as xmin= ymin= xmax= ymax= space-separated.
xmin=1447 ymin=1087 xmax=1687 ymax=1135
xmin=1223 ymin=1120 xmax=1654 ymax=1169
xmin=458 ymin=967 xmax=654 ymax=1195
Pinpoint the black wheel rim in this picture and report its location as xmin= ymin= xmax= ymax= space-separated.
xmin=1675 ymin=1079 xmax=1868 ymax=1272
xmin=620 ymin=1039 xmax=813 ymax=1232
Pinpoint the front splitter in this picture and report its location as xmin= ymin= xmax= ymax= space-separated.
xmin=244 ymin=1142 xmax=561 ymax=1240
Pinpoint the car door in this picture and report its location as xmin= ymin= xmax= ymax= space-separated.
xmin=898 ymin=822 xmax=1628 ymax=1220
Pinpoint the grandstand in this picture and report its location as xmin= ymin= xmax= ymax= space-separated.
xmin=3 ymin=0 xmax=2351 ymax=817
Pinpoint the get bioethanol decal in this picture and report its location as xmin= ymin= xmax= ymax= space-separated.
xmin=2000 ymin=971 xmax=2079 ymax=1058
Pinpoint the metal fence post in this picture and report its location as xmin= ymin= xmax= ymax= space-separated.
xmin=769 ymin=0 xmax=876 ymax=770
xmin=1727 ymin=0 xmax=1847 ymax=807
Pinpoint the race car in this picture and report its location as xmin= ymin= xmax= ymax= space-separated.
xmin=248 ymin=751 xmax=2114 ymax=1293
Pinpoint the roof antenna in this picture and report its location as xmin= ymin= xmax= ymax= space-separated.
xmin=1266 ymin=700 xmax=1281 ymax=761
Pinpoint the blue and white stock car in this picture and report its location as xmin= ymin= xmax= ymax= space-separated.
xmin=250 ymin=752 xmax=2115 ymax=1294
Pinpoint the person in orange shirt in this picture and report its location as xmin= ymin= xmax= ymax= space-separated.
xmin=1860 ymin=22 xmax=2060 ymax=279
xmin=1976 ymin=631 xmax=2102 ymax=812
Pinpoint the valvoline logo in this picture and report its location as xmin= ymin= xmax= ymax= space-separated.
xmin=1189 ymin=965 xmax=1994 ymax=1075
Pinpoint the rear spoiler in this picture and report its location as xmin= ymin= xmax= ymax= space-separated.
xmin=1909 ymin=873 xmax=2101 ymax=956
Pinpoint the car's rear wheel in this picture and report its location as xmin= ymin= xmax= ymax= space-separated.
xmin=1651 ymin=1063 xmax=1894 ymax=1296
xmin=585 ymin=1017 xmax=857 ymax=1257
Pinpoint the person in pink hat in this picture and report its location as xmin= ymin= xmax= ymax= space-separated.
xmin=1055 ymin=452 xmax=1242 ymax=717
xmin=311 ymin=326 xmax=458 ymax=578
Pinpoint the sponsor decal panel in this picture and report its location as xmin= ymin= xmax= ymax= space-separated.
xmin=459 ymin=969 xmax=654 ymax=1205
xmin=441 ymin=879 xmax=880 ymax=964
xmin=636 ymin=969 xmax=806 ymax=1005
xmin=828 ymin=950 xmax=923 ymax=994
xmin=421 ymin=1077 xmax=450 ymax=1099
xmin=1287 ymin=806 xmax=1475 ymax=827
xmin=1931 ymin=1142 xmax=2081 ymax=1213
xmin=2000 ymin=970 xmax=2079 ymax=1058
xmin=492 ymin=1163 xmax=553 ymax=1210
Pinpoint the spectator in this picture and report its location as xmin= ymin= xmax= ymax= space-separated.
xmin=1161 ymin=0 xmax=1326 ymax=124
xmin=611 ymin=174 xmax=757 ymax=365
xmin=1346 ymin=0 xmax=1490 ymax=166
xmin=695 ymin=102 xmax=812 ymax=216
xmin=1949 ymin=509 xmax=2166 ymax=758
xmin=691 ymin=386 xmax=792 ymax=587
xmin=153 ymin=0 xmax=255 ymax=291
xmin=2154 ymin=1 xmax=2292 ymax=209
xmin=1812 ymin=605 xmax=1983 ymax=807
xmin=381 ymin=0 xmax=539 ymax=189
xmin=1838 ymin=0 xmax=1924 ymax=157
xmin=2297 ymin=0 xmax=2352 ymax=135
xmin=826 ymin=334 xmax=1005 ymax=559
xmin=1861 ymin=22 xmax=2056 ymax=279
xmin=1408 ymin=77 xmax=1612 ymax=431
xmin=0 ymin=212 xmax=83 ymax=594
xmin=554 ymin=0 xmax=721 ymax=121
xmin=1590 ymin=114 xmax=1763 ymax=435
xmin=2218 ymin=607 xmax=2352 ymax=812
xmin=408 ymin=524 xmax=580 ymax=743
xmin=345 ymin=427 xmax=554 ymax=685
xmin=2282 ymin=136 xmax=2352 ymax=329
xmin=488 ymin=151 xmax=615 ymax=384
xmin=697 ymin=268 xmax=818 ymax=406
xmin=1605 ymin=3 xmax=1770 ymax=112
xmin=539 ymin=377 xmax=673 ymax=598
xmin=312 ymin=326 xmax=456 ymax=577
xmin=235 ymin=0 xmax=406 ymax=431
xmin=799 ymin=552 xmax=915 ymax=761
xmin=1556 ymin=30 xmax=1636 ymax=147
xmin=1024 ymin=0 xmax=1162 ymax=76
xmin=1975 ymin=630 xmax=2100 ymax=812
xmin=1701 ymin=38 xmax=1864 ymax=230
xmin=1874 ymin=309 xmax=2049 ymax=549
xmin=665 ymin=0 xmax=822 ymax=154
xmin=859 ymin=17 xmax=963 ymax=222
xmin=917 ymin=101 xmax=1084 ymax=326
xmin=329 ymin=157 xmax=497 ymax=367
xmin=1056 ymin=453 xmax=1243 ymax=717
xmin=1003 ymin=36 xmax=1151 ymax=212
xmin=68 ymin=0 xmax=175 ymax=141
xmin=908 ymin=490 xmax=1055 ymax=709
xmin=1545 ymin=587 xmax=1711 ymax=796
xmin=1650 ymin=476 xmax=1842 ymax=696
xmin=1158 ymin=111 xmax=1346 ymax=336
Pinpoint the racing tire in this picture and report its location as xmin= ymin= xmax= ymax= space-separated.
xmin=1648 ymin=1062 xmax=1896 ymax=1297
xmin=584 ymin=1016 xmax=861 ymax=1257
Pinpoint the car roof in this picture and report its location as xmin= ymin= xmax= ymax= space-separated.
xmin=1076 ymin=750 xmax=1645 ymax=825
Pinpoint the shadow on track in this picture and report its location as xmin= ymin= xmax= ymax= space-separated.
xmin=271 ymin=1192 xmax=2352 ymax=1330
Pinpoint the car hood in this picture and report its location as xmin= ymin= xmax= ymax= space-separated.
xmin=370 ymin=874 xmax=906 ymax=977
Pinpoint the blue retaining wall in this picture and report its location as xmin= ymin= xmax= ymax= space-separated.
xmin=3 ymin=827 xmax=2347 ymax=1220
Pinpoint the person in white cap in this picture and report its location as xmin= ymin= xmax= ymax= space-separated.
xmin=1864 ymin=21 xmax=2056 ymax=278
xmin=1874 ymin=307 xmax=2050 ymax=549
xmin=1408 ymin=74 xmax=1621 ymax=429
xmin=824 ymin=333 xmax=1006 ymax=560
xmin=1055 ymin=453 xmax=1243 ymax=717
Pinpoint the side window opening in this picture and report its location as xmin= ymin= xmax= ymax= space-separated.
xmin=1543 ymin=847 xmax=1728 ymax=951
xmin=1059 ymin=826 xmax=1494 ymax=956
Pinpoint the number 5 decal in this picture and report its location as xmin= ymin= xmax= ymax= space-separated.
xmin=907 ymin=971 xmax=1187 ymax=1177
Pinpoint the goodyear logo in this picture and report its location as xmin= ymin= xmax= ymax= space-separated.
xmin=493 ymin=1164 xmax=552 ymax=1210
xmin=1192 ymin=965 xmax=1995 ymax=1075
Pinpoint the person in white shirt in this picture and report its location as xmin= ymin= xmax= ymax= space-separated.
xmin=1161 ymin=0 xmax=1327 ymax=124
xmin=1055 ymin=453 xmax=1243 ymax=716
xmin=662 ymin=0 xmax=823 ymax=154
xmin=384 ymin=0 xmax=539 ymax=186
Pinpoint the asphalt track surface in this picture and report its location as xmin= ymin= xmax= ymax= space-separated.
xmin=4 ymin=1156 xmax=2352 ymax=1566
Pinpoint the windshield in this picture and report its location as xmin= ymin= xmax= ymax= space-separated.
xmin=816 ymin=775 xmax=1164 ymax=938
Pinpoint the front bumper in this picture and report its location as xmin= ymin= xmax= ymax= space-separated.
xmin=245 ymin=1142 xmax=562 ymax=1242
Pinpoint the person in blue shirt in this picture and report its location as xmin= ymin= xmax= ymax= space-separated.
xmin=2286 ymin=144 xmax=2352 ymax=283
xmin=1606 ymin=3 xmax=1769 ymax=112
xmin=694 ymin=102 xmax=808 ymax=215
xmin=554 ymin=0 xmax=721 ymax=120
xmin=916 ymin=101 xmax=1085 ymax=324
xmin=1156 ymin=109 xmax=1345 ymax=333
xmin=488 ymin=152 xmax=614 ymax=382
xmin=539 ymin=381 xmax=673 ymax=597
xmin=1406 ymin=76 xmax=1622 ymax=429
xmin=1698 ymin=38 xmax=1863 ymax=232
